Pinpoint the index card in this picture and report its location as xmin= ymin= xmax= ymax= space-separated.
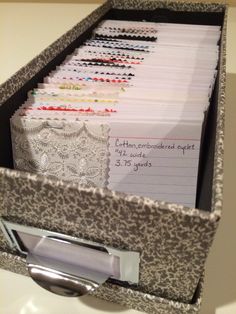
xmin=108 ymin=121 xmax=202 ymax=207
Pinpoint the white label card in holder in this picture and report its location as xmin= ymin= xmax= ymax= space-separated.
xmin=108 ymin=121 xmax=202 ymax=207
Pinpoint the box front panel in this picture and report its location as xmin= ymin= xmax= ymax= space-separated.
xmin=0 ymin=167 xmax=218 ymax=303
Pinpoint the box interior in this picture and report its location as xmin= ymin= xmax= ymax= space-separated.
xmin=0 ymin=8 xmax=225 ymax=212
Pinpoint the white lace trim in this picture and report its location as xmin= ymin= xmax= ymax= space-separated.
xmin=11 ymin=118 xmax=109 ymax=188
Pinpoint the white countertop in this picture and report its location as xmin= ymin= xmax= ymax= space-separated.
xmin=0 ymin=2 xmax=236 ymax=314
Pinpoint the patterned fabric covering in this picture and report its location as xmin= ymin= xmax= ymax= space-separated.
xmin=111 ymin=0 xmax=225 ymax=12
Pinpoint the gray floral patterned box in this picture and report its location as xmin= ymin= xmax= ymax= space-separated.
xmin=0 ymin=1 xmax=226 ymax=313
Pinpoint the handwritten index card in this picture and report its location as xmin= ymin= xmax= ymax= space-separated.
xmin=108 ymin=122 xmax=201 ymax=207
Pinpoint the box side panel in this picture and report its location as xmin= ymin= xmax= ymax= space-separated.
xmin=211 ymin=6 xmax=227 ymax=214
xmin=110 ymin=0 xmax=225 ymax=12
xmin=197 ymin=8 xmax=226 ymax=214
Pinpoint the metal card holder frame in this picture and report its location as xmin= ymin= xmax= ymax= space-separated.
xmin=0 ymin=219 xmax=140 ymax=297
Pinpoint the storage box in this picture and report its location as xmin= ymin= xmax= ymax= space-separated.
xmin=0 ymin=1 xmax=227 ymax=313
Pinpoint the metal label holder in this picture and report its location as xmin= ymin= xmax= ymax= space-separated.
xmin=0 ymin=219 xmax=140 ymax=297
